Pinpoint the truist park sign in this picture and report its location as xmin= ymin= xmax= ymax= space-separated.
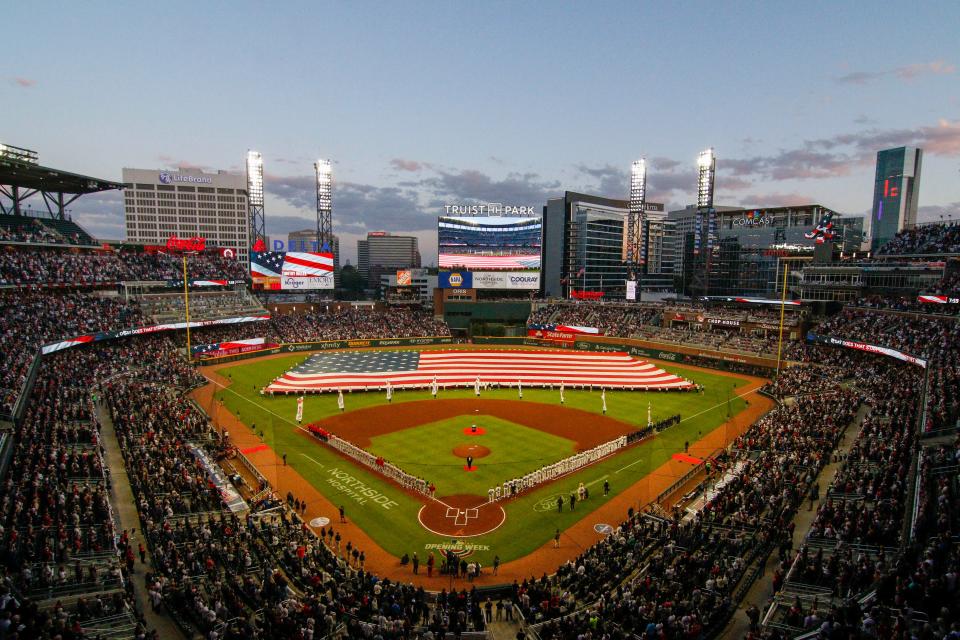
xmin=444 ymin=203 xmax=537 ymax=215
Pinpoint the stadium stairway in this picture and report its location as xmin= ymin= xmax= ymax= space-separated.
xmin=717 ymin=402 xmax=870 ymax=639
xmin=485 ymin=619 xmax=523 ymax=640
xmin=95 ymin=398 xmax=186 ymax=640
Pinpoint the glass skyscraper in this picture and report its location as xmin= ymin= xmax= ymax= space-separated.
xmin=870 ymin=147 xmax=922 ymax=252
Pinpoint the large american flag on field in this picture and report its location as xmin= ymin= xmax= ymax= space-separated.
xmin=265 ymin=350 xmax=693 ymax=393
xmin=251 ymin=251 xmax=334 ymax=278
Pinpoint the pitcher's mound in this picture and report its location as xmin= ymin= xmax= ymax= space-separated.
xmin=452 ymin=444 xmax=491 ymax=458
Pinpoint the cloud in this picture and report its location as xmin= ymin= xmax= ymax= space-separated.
xmin=156 ymin=155 xmax=216 ymax=172
xmin=917 ymin=201 xmax=960 ymax=223
xmin=650 ymin=157 xmax=681 ymax=171
xmin=575 ymin=164 xmax=627 ymax=197
xmin=11 ymin=77 xmax=36 ymax=88
xmin=389 ymin=158 xmax=431 ymax=172
xmin=735 ymin=192 xmax=814 ymax=208
xmin=815 ymin=118 xmax=960 ymax=156
xmin=415 ymin=169 xmax=562 ymax=205
xmin=717 ymin=118 xmax=960 ymax=184
xmin=68 ymin=191 xmax=125 ymax=240
xmin=836 ymin=60 xmax=955 ymax=85
xmin=895 ymin=60 xmax=956 ymax=80
xmin=265 ymin=173 xmax=436 ymax=238
xmin=835 ymin=70 xmax=883 ymax=85
xmin=723 ymin=149 xmax=859 ymax=180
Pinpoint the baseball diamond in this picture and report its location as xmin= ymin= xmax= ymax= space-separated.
xmin=199 ymin=346 xmax=770 ymax=578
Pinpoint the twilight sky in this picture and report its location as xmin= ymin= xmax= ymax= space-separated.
xmin=3 ymin=2 xmax=959 ymax=264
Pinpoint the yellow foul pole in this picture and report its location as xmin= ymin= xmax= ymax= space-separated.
xmin=183 ymin=254 xmax=192 ymax=361
xmin=776 ymin=262 xmax=789 ymax=375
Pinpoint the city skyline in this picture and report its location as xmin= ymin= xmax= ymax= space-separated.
xmin=3 ymin=1 xmax=959 ymax=264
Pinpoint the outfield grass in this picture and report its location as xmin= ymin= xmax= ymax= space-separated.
xmin=207 ymin=350 xmax=754 ymax=565
xmin=366 ymin=415 xmax=578 ymax=496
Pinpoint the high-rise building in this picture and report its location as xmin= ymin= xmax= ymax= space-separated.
xmin=870 ymin=147 xmax=922 ymax=251
xmin=542 ymin=192 xmax=630 ymax=299
xmin=668 ymin=204 xmax=863 ymax=296
xmin=123 ymin=168 xmax=249 ymax=261
xmin=356 ymin=232 xmax=420 ymax=288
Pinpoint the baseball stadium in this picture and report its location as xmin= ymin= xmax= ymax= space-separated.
xmin=2 ymin=55 xmax=958 ymax=640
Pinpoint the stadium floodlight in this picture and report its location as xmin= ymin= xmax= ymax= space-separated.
xmin=246 ymin=151 xmax=264 ymax=207
xmin=0 ymin=143 xmax=39 ymax=165
xmin=696 ymin=148 xmax=715 ymax=209
xmin=246 ymin=150 xmax=266 ymax=252
xmin=315 ymin=159 xmax=333 ymax=251
xmin=627 ymin=158 xmax=647 ymax=269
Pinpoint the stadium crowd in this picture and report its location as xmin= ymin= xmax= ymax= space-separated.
xmin=0 ymin=247 xmax=248 ymax=286
xmin=2 ymin=227 xmax=960 ymax=639
xmin=529 ymin=302 xmax=794 ymax=355
xmin=0 ymin=292 xmax=145 ymax=415
xmin=814 ymin=307 xmax=960 ymax=432
xmin=877 ymin=221 xmax=960 ymax=255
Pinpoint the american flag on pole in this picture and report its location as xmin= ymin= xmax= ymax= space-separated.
xmin=265 ymin=350 xmax=693 ymax=393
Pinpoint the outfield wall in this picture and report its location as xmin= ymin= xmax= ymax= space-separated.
xmin=194 ymin=336 xmax=456 ymax=365
xmin=472 ymin=335 xmax=787 ymax=371
xmin=196 ymin=332 xmax=784 ymax=374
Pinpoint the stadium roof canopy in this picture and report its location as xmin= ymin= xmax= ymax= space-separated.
xmin=0 ymin=153 xmax=124 ymax=219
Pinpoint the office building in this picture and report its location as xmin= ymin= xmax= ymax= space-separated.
xmin=123 ymin=167 xmax=249 ymax=261
xmin=357 ymin=232 xmax=420 ymax=288
xmin=670 ymin=204 xmax=864 ymax=296
xmin=379 ymin=268 xmax=437 ymax=305
xmin=870 ymin=147 xmax=923 ymax=251
xmin=542 ymin=192 xmax=629 ymax=299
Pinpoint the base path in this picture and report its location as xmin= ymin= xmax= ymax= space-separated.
xmin=316 ymin=398 xmax=639 ymax=450
xmin=194 ymin=352 xmax=773 ymax=589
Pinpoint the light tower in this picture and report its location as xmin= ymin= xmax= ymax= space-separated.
xmin=315 ymin=159 xmax=333 ymax=250
xmin=627 ymin=158 xmax=647 ymax=300
xmin=695 ymin=147 xmax=716 ymax=254
xmin=694 ymin=147 xmax=717 ymax=296
xmin=246 ymin=150 xmax=265 ymax=252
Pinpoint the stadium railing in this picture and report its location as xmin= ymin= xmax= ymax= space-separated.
xmin=4 ymin=348 xmax=41 ymax=424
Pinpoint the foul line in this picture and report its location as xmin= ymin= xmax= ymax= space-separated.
xmin=612 ymin=383 xmax=765 ymax=475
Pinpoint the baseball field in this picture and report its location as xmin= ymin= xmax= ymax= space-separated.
xmin=195 ymin=346 xmax=768 ymax=582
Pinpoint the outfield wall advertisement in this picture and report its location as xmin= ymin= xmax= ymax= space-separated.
xmin=473 ymin=335 xmax=783 ymax=370
xmin=806 ymin=332 xmax=927 ymax=368
xmin=194 ymin=336 xmax=456 ymax=365
xmin=41 ymin=315 xmax=271 ymax=355
xmin=438 ymin=270 xmax=540 ymax=290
